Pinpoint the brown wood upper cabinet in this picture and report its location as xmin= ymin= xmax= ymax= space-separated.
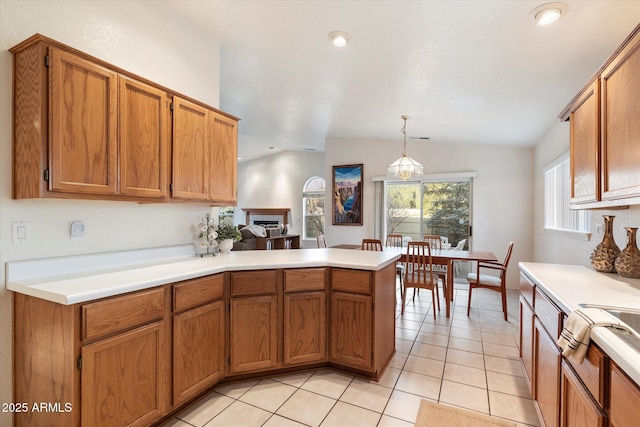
xmin=10 ymin=34 xmax=238 ymax=205
xmin=564 ymin=25 xmax=640 ymax=208
xmin=172 ymin=98 xmax=238 ymax=204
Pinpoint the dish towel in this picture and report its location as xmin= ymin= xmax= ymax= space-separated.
xmin=557 ymin=308 xmax=634 ymax=364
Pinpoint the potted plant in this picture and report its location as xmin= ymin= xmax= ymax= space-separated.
xmin=216 ymin=223 xmax=242 ymax=253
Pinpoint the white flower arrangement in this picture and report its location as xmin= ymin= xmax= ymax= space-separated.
xmin=199 ymin=213 xmax=218 ymax=255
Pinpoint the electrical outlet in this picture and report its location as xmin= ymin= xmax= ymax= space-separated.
xmin=70 ymin=221 xmax=85 ymax=239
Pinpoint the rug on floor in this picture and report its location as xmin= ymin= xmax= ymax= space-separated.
xmin=414 ymin=399 xmax=516 ymax=427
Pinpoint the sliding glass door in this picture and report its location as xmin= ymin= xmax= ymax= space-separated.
xmin=385 ymin=178 xmax=472 ymax=277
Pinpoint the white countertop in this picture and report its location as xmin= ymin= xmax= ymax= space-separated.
xmin=519 ymin=262 xmax=640 ymax=385
xmin=6 ymin=245 xmax=399 ymax=305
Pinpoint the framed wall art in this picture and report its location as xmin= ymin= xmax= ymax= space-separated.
xmin=332 ymin=164 xmax=363 ymax=225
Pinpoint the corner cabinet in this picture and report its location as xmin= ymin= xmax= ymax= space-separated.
xmin=10 ymin=34 xmax=237 ymax=205
xmin=563 ymin=24 xmax=640 ymax=208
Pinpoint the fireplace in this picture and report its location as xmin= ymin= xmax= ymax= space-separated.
xmin=254 ymin=220 xmax=279 ymax=228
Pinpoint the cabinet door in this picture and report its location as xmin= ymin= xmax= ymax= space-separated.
xmin=284 ymin=291 xmax=326 ymax=365
xmin=119 ymin=76 xmax=169 ymax=199
xmin=519 ymin=297 xmax=534 ymax=395
xmin=208 ymin=111 xmax=237 ymax=203
xmin=610 ymin=362 xmax=640 ymax=427
xmin=81 ymin=321 xmax=167 ymax=427
xmin=172 ymin=97 xmax=209 ymax=200
xmin=173 ymin=300 xmax=225 ymax=405
xmin=534 ymin=319 xmax=561 ymax=427
xmin=49 ymin=46 xmax=118 ymax=195
xmin=229 ymin=295 xmax=278 ymax=374
xmin=601 ymin=30 xmax=640 ymax=201
xmin=560 ymin=361 xmax=606 ymax=427
xmin=570 ymin=80 xmax=600 ymax=205
xmin=330 ymin=292 xmax=372 ymax=370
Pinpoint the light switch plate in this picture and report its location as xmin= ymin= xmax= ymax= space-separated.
xmin=13 ymin=222 xmax=29 ymax=244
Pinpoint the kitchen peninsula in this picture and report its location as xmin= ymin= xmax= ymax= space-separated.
xmin=8 ymin=246 xmax=399 ymax=427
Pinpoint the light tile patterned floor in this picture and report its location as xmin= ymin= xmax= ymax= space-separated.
xmin=162 ymin=282 xmax=541 ymax=427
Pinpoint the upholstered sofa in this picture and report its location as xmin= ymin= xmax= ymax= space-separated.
xmin=232 ymin=225 xmax=266 ymax=251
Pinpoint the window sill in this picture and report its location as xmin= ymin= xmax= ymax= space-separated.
xmin=543 ymin=228 xmax=591 ymax=241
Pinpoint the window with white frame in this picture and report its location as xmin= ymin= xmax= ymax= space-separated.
xmin=544 ymin=154 xmax=590 ymax=235
xmin=302 ymin=176 xmax=325 ymax=239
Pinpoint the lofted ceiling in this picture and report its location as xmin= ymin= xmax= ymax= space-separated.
xmin=163 ymin=1 xmax=640 ymax=162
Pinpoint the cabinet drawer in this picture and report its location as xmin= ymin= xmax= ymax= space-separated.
xmin=230 ymin=270 xmax=278 ymax=296
xmin=82 ymin=287 xmax=165 ymax=341
xmin=284 ymin=268 xmax=326 ymax=292
xmin=520 ymin=272 xmax=535 ymax=308
xmin=566 ymin=343 xmax=606 ymax=407
xmin=535 ymin=287 xmax=563 ymax=339
xmin=331 ymin=268 xmax=372 ymax=294
xmin=174 ymin=274 xmax=224 ymax=312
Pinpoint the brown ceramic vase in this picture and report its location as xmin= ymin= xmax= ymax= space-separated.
xmin=615 ymin=227 xmax=640 ymax=279
xmin=590 ymin=215 xmax=621 ymax=273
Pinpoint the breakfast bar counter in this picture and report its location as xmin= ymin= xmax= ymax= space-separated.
xmin=6 ymin=245 xmax=399 ymax=304
xmin=8 ymin=245 xmax=400 ymax=427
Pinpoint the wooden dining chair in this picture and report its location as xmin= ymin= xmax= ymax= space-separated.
xmin=423 ymin=235 xmax=447 ymax=300
xmin=317 ymin=234 xmax=327 ymax=248
xmin=362 ymin=238 xmax=383 ymax=251
xmin=386 ymin=234 xmax=405 ymax=292
xmin=402 ymin=241 xmax=441 ymax=319
xmin=453 ymin=239 xmax=467 ymax=275
xmin=423 ymin=235 xmax=442 ymax=249
xmin=466 ymin=242 xmax=514 ymax=321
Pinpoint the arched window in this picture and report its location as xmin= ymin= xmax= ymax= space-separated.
xmin=302 ymin=176 xmax=325 ymax=239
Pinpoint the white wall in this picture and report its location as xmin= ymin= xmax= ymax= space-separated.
xmin=236 ymin=150 xmax=325 ymax=248
xmin=0 ymin=2 xmax=221 ymax=424
xmin=324 ymin=137 xmax=534 ymax=289
xmin=533 ymin=121 xmax=640 ymax=265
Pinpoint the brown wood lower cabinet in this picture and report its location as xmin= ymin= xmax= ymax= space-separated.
xmin=283 ymin=268 xmax=327 ymax=365
xmin=610 ymin=362 xmax=640 ymax=427
xmin=81 ymin=322 xmax=167 ymax=427
xmin=519 ymin=269 xmax=640 ymax=427
xmin=173 ymin=300 xmax=225 ymax=404
xmin=519 ymin=296 xmax=534 ymax=395
xmin=230 ymin=294 xmax=279 ymax=373
xmin=14 ymin=265 xmax=396 ymax=427
xmin=534 ymin=318 xmax=561 ymax=427
xmin=330 ymin=291 xmax=372 ymax=370
xmin=560 ymin=360 xmax=606 ymax=427
xmin=228 ymin=270 xmax=279 ymax=374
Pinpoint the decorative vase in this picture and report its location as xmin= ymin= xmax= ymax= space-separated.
xmin=615 ymin=227 xmax=640 ymax=278
xmin=218 ymin=238 xmax=234 ymax=253
xmin=590 ymin=215 xmax=621 ymax=273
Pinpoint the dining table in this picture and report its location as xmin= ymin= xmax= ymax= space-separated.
xmin=382 ymin=246 xmax=498 ymax=317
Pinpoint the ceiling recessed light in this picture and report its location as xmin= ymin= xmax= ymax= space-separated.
xmin=329 ymin=31 xmax=351 ymax=47
xmin=530 ymin=2 xmax=568 ymax=26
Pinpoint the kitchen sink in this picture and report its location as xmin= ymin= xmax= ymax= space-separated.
xmin=578 ymin=304 xmax=640 ymax=352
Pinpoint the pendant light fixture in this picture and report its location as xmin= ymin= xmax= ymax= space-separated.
xmin=387 ymin=115 xmax=424 ymax=180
